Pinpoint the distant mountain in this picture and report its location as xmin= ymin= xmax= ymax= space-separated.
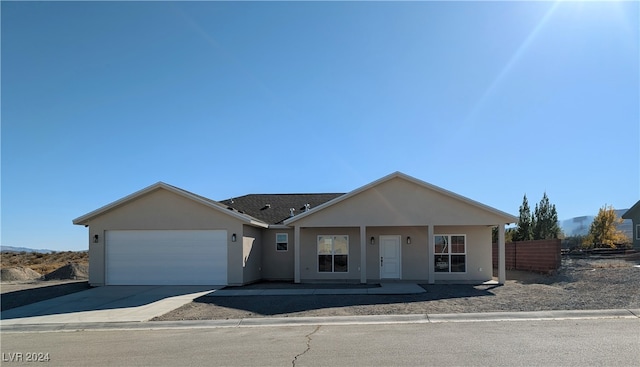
xmin=0 ymin=246 xmax=55 ymax=254
xmin=560 ymin=209 xmax=632 ymax=238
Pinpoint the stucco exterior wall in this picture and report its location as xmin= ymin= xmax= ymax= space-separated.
xmin=622 ymin=201 xmax=640 ymax=250
xmin=365 ymin=226 xmax=429 ymax=281
xmin=291 ymin=177 xmax=508 ymax=227
xmin=85 ymin=188 xmax=244 ymax=286
xmin=343 ymin=225 xmax=490 ymax=282
xmin=242 ymin=225 xmax=263 ymax=284
xmin=88 ymin=233 xmax=103 ymax=286
xmin=261 ymin=229 xmax=295 ymax=280
xmin=433 ymin=226 xmax=493 ymax=282
xmin=626 ymin=214 xmax=640 ymax=250
xmin=634 ymin=221 xmax=640 ymax=250
xmin=299 ymin=227 xmax=362 ymax=282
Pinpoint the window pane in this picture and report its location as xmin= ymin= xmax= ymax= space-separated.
xmin=435 ymin=236 xmax=448 ymax=254
xmin=451 ymin=255 xmax=466 ymax=272
xmin=276 ymin=243 xmax=287 ymax=251
xmin=434 ymin=255 xmax=449 ymax=272
xmin=435 ymin=236 xmax=448 ymax=246
xmin=451 ymin=236 xmax=465 ymax=254
xmin=318 ymin=237 xmax=332 ymax=255
xmin=334 ymin=255 xmax=348 ymax=272
xmin=318 ymin=255 xmax=333 ymax=272
xmin=276 ymin=234 xmax=287 ymax=243
xmin=334 ymin=236 xmax=348 ymax=255
xmin=451 ymin=243 xmax=465 ymax=253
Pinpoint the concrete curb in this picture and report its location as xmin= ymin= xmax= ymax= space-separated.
xmin=2 ymin=309 xmax=637 ymax=333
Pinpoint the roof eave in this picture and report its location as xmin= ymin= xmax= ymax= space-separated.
xmin=249 ymin=220 xmax=270 ymax=229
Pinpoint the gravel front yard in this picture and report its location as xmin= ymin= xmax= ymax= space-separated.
xmin=153 ymin=257 xmax=640 ymax=321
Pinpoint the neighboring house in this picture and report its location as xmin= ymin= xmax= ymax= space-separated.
xmin=622 ymin=200 xmax=640 ymax=250
xmin=73 ymin=172 xmax=517 ymax=286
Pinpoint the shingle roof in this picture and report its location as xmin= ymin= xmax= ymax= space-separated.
xmin=219 ymin=193 xmax=344 ymax=224
xmin=164 ymin=184 xmax=267 ymax=225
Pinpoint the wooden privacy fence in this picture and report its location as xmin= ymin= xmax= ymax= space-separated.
xmin=492 ymin=239 xmax=562 ymax=273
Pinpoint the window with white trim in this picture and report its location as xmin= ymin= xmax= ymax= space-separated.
xmin=636 ymin=224 xmax=640 ymax=240
xmin=318 ymin=235 xmax=348 ymax=273
xmin=434 ymin=235 xmax=466 ymax=273
xmin=276 ymin=233 xmax=288 ymax=252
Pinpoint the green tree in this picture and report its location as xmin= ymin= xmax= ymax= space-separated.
xmin=492 ymin=227 xmax=517 ymax=243
xmin=582 ymin=205 xmax=630 ymax=248
xmin=532 ymin=192 xmax=560 ymax=240
xmin=514 ymin=194 xmax=533 ymax=241
xmin=506 ymin=227 xmax=516 ymax=243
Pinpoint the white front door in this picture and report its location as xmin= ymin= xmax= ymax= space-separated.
xmin=380 ymin=235 xmax=401 ymax=279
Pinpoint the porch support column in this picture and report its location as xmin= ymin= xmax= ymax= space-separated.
xmin=360 ymin=225 xmax=367 ymax=284
xmin=294 ymin=225 xmax=301 ymax=283
xmin=498 ymin=224 xmax=506 ymax=284
xmin=427 ymin=224 xmax=434 ymax=284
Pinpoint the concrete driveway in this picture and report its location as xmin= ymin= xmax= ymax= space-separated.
xmin=0 ymin=285 xmax=221 ymax=325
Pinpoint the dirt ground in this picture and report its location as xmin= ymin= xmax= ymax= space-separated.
xmin=154 ymin=257 xmax=640 ymax=321
xmin=1 ymin=251 xmax=88 ymax=275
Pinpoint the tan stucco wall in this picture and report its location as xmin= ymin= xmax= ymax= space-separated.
xmin=299 ymin=227 xmax=362 ymax=282
xmin=84 ymin=188 xmax=244 ymax=286
xmin=261 ymin=229 xmax=294 ymax=280
xmin=292 ymin=177 xmax=510 ymax=227
xmin=297 ymin=225 xmax=491 ymax=283
xmin=634 ymin=221 xmax=640 ymax=250
xmin=242 ymin=225 xmax=263 ymax=284
xmin=366 ymin=227 xmax=429 ymax=281
xmin=433 ymin=226 xmax=493 ymax=282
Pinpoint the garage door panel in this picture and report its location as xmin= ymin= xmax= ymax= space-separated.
xmin=106 ymin=230 xmax=227 ymax=285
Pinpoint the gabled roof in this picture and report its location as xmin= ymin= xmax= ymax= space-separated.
xmin=622 ymin=200 xmax=640 ymax=219
xmin=72 ymin=182 xmax=269 ymax=227
xmin=284 ymin=171 xmax=518 ymax=225
xmin=220 ymin=193 xmax=344 ymax=225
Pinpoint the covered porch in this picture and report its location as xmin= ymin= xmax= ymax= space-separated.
xmin=289 ymin=224 xmax=508 ymax=285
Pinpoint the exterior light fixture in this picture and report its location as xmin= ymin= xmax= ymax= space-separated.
xmin=93 ymin=234 xmax=99 ymax=243
xmin=406 ymin=236 xmax=411 ymax=245
xmin=370 ymin=236 xmax=375 ymax=245
xmin=231 ymin=233 xmax=237 ymax=242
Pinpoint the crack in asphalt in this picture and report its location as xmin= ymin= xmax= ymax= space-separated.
xmin=292 ymin=325 xmax=321 ymax=367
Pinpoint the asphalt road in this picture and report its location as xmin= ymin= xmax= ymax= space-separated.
xmin=1 ymin=319 xmax=638 ymax=366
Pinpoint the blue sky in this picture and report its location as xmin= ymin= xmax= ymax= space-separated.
xmin=2 ymin=1 xmax=638 ymax=251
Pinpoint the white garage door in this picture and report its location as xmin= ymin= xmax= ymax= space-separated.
xmin=106 ymin=230 xmax=227 ymax=285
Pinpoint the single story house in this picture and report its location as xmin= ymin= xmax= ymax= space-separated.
xmin=73 ymin=172 xmax=517 ymax=286
xmin=622 ymin=200 xmax=640 ymax=250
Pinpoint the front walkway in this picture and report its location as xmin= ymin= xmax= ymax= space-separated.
xmin=209 ymin=283 xmax=426 ymax=296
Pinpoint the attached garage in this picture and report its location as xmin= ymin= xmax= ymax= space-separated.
xmin=105 ymin=230 xmax=227 ymax=285
xmin=73 ymin=182 xmax=268 ymax=286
